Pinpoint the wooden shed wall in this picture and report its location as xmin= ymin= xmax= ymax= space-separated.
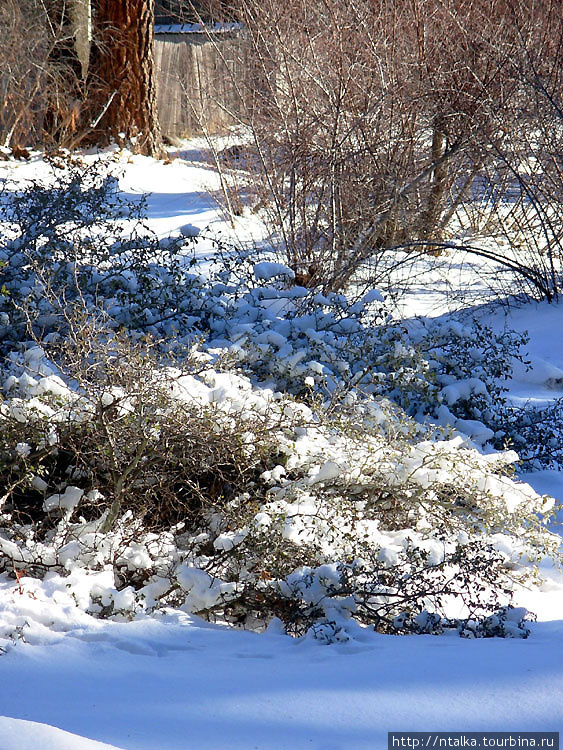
xmin=154 ymin=31 xmax=248 ymax=138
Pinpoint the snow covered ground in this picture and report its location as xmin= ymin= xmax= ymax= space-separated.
xmin=1 ymin=611 xmax=563 ymax=750
xmin=0 ymin=146 xmax=562 ymax=750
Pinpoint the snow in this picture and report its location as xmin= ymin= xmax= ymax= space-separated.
xmin=436 ymin=404 xmax=495 ymax=446
xmin=253 ymin=261 xmax=296 ymax=281
xmin=0 ymin=719 xmax=123 ymax=750
xmin=0 ymin=613 xmax=562 ymax=749
xmin=440 ymin=377 xmax=489 ymax=406
xmin=43 ymin=486 xmax=84 ymax=513
xmin=154 ymin=22 xmax=244 ymax=35
xmin=1 ymin=143 xmax=563 ymax=749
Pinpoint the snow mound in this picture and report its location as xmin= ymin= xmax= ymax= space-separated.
xmin=0 ymin=717 xmax=126 ymax=750
xmin=253 ymin=261 xmax=295 ymax=280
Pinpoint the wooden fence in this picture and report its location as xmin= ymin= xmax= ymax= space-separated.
xmin=154 ymin=25 xmax=249 ymax=138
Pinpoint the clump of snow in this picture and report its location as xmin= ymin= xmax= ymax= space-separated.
xmin=253 ymin=261 xmax=295 ymax=281
xmin=43 ymin=487 xmax=84 ymax=513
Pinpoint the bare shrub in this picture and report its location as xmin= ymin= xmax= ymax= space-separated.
xmin=470 ymin=9 xmax=563 ymax=302
xmin=0 ymin=0 xmax=82 ymax=150
xmin=216 ymin=0 xmax=563 ymax=299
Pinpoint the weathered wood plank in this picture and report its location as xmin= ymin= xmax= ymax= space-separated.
xmin=154 ymin=30 xmax=249 ymax=137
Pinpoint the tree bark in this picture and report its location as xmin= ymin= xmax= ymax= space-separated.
xmin=418 ymin=118 xmax=448 ymax=243
xmin=70 ymin=0 xmax=91 ymax=79
xmin=84 ymin=0 xmax=164 ymax=156
xmin=42 ymin=2 xmax=84 ymax=147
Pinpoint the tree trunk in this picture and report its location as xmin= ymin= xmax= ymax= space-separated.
xmin=84 ymin=0 xmax=164 ymax=156
xmin=42 ymin=2 xmax=84 ymax=148
xmin=70 ymin=0 xmax=91 ymax=79
xmin=419 ymin=118 xmax=448 ymax=244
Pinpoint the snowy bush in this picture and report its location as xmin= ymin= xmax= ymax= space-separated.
xmin=0 ymin=158 xmax=214 ymax=347
xmin=0 ymin=315 xmax=558 ymax=639
xmin=0 ymin=160 xmax=560 ymax=643
xmin=1 ymin=156 xmax=558 ymax=467
xmin=0 ymin=310 xmax=282 ymax=535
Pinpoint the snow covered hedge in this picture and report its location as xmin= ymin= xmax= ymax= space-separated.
xmin=0 ymin=159 xmax=559 ymax=643
xmin=2 ymin=160 xmax=560 ymax=466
